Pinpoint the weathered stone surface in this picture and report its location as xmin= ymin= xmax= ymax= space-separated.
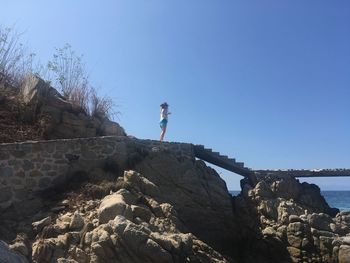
xmin=15 ymin=171 xmax=25 ymax=177
xmin=30 ymin=170 xmax=42 ymax=177
xmin=38 ymin=177 xmax=51 ymax=188
xmin=100 ymin=119 xmax=126 ymax=136
xmin=32 ymin=216 xmax=52 ymax=233
xmin=233 ymin=169 xmax=348 ymax=263
xmin=98 ymin=192 xmax=129 ymax=224
xmin=339 ymin=245 xmax=350 ymax=263
xmin=124 ymin=170 xmax=160 ymax=197
xmin=0 ymin=167 xmax=13 ymax=177
xmin=289 ymin=214 xmax=303 ymax=223
xmin=309 ymin=213 xmax=333 ymax=231
xmin=23 ymin=166 xmax=230 ymax=263
xmin=0 ymin=151 xmax=9 ymax=160
xmin=69 ymin=211 xmax=84 ymax=231
xmin=134 ymin=152 xmax=236 ymax=254
xmin=343 ymin=236 xmax=350 ymax=245
xmin=254 ymin=181 xmax=274 ymax=198
xmin=0 ymin=187 xmax=12 ymax=202
xmin=21 ymin=74 xmax=62 ymax=105
xmin=23 ymin=160 xmax=34 ymax=171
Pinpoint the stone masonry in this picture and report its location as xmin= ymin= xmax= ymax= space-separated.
xmin=0 ymin=136 xmax=195 ymax=210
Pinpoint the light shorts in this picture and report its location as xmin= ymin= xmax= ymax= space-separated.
xmin=159 ymin=119 xmax=168 ymax=128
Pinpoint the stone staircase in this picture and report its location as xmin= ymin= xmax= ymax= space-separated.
xmin=193 ymin=145 xmax=252 ymax=176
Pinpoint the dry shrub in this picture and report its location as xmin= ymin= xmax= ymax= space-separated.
xmin=1 ymin=25 xmax=119 ymax=119
xmin=48 ymin=44 xmax=118 ymax=118
xmin=90 ymin=87 xmax=116 ymax=119
xmin=0 ymin=26 xmax=36 ymax=87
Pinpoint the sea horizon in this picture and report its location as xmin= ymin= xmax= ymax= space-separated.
xmin=229 ymin=190 xmax=350 ymax=211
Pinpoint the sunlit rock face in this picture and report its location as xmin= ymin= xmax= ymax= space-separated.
xmin=233 ymin=173 xmax=350 ymax=263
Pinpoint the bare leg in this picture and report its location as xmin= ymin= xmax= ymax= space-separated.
xmin=160 ymin=126 xmax=167 ymax=142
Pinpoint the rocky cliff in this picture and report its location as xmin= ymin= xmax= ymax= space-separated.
xmin=233 ymin=174 xmax=350 ymax=263
xmin=0 ymin=76 xmax=349 ymax=263
xmin=0 ymin=147 xmax=234 ymax=263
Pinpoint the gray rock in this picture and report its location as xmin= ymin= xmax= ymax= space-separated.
xmin=20 ymin=74 xmax=63 ymax=105
xmin=338 ymin=245 xmax=350 ymax=263
xmin=253 ymin=180 xmax=273 ymax=199
xmin=32 ymin=216 xmax=51 ymax=233
xmin=289 ymin=215 xmax=303 ymax=223
xmin=308 ymin=213 xmax=333 ymax=231
xmin=124 ymin=170 xmax=160 ymax=197
xmin=0 ymin=187 xmax=12 ymax=202
xmin=0 ymin=240 xmax=29 ymax=263
xmin=100 ymin=119 xmax=126 ymax=136
xmin=69 ymin=211 xmax=85 ymax=231
xmin=343 ymin=236 xmax=350 ymax=246
xmin=98 ymin=193 xmax=128 ymax=224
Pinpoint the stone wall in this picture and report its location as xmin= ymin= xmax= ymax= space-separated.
xmin=0 ymin=136 xmax=194 ymax=210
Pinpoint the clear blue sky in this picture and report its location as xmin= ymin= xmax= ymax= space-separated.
xmin=2 ymin=0 xmax=350 ymax=190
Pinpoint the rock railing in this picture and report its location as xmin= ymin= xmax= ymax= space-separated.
xmin=0 ymin=136 xmax=195 ymax=210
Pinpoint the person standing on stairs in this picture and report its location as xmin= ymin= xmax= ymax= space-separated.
xmin=159 ymin=102 xmax=171 ymax=142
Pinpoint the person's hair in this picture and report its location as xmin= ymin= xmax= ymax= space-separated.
xmin=160 ymin=102 xmax=168 ymax=108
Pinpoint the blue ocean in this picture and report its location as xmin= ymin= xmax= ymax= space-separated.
xmin=229 ymin=190 xmax=350 ymax=211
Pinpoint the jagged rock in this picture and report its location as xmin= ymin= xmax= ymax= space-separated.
xmin=131 ymin=204 xmax=152 ymax=222
xmin=233 ymin=171 xmax=349 ymax=263
xmin=270 ymin=176 xmax=300 ymax=200
xmin=32 ymin=216 xmax=51 ymax=233
xmin=134 ymin=152 xmax=236 ymax=254
xmin=100 ymin=119 xmax=126 ymax=136
xmin=98 ymin=190 xmax=133 ymax=224
xmin=20 ymin=74 xmax=63 ymax=105
xmin=69 ymin=211 xmax=84 ymax=231
xmin=26 ymin=167 xmax=230 ymax=263
xmin=254 ymin=181 xmax=274 ymax=199
xmin=124 ymin=170 xmax=160 ymax=197
xmin=308 ymin=213 xmax=333 ymax=232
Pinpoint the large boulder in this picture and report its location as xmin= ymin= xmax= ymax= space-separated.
xmin=133 ymin=150 xmax=236 ymax=255
xmin=98 ymin=189 xmax=134 ymax=224
xmin=30 ymin=170 xmax=229 ymax=263
xmin=20 ymin=74 xmax=64 ymax=105
xmin=99 ymin=118 xmax=126 ymax=136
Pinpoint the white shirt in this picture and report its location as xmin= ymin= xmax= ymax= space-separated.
xmin=160 ymin=108 xmax=168 ymax=121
